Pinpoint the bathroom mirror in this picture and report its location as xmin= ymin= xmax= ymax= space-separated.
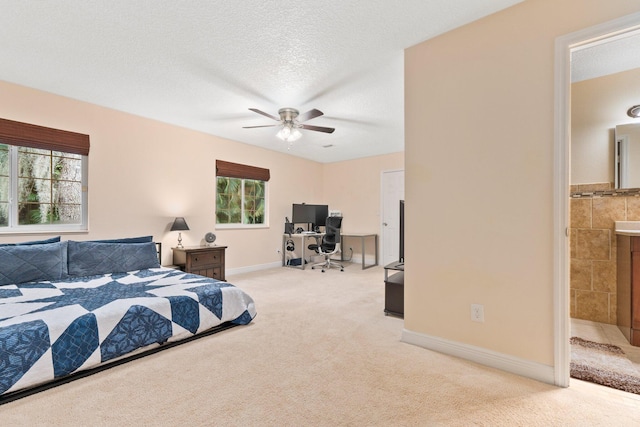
xmin=615 ymin=123 xmax=640 ymax=188
xmin=571 ymin=25 xmax=640 ymax=191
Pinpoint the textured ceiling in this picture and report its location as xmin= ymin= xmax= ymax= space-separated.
xmin=572 ymin=28 xmax=640 ymax=83
xmin=0 ymin=0 xmax=523 ymax=163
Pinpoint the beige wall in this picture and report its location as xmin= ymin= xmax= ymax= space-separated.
xmin=404 ymin=0 xmax=640 ymax=367
xmin=572 ymin=67 xmax=640 ymax=185
xmin=322 ymin=153 xmax=403 ymax=234
xmin=0 ymin=80 xmax=402 ymax=269
xmin=322 ymin=154 xmax=404 ymax=262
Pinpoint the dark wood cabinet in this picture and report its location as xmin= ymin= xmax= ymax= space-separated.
xmin=384 ymin=262 xmax=404 ymax=317
xmin=173 ymin=246 xmax=226 ymax=281
xmin=617 ymin=235 xmax=640 ymax=346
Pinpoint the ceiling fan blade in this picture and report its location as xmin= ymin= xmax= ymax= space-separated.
xmin=299 ymin=124 xmax=335 ymax=134
xmin=243 ymin=124 xmax=278 ymax=129
xmin=297 ymin=109 xmax=324 ymax=122
xmin=248 ymin=108 xmax=279 ymax=121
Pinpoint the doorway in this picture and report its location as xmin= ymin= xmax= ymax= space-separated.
xmin=556 ymin=11 xmax=640 ymax=387
xmin=381 ymin=169 xmax=404 ymax=266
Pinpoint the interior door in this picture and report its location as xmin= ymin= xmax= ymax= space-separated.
xmin=381 ymin=169 xmax=405 ymax=266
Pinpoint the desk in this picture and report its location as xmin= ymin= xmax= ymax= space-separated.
xmin=282 ymin=232 xmax=378 ymax=270
xmin=282 ymin=233 xmax=323 ymax=270
xmin=341 ymin=233 xmax=378 ymax=269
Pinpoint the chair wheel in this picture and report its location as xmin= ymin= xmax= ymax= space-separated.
xmin=340 ymin=268 xmax=344 ymax=271
xmin=311 ymin=266 xmax=315 ymax=269
xmin=321 ymin=269 xmax=325 ymax=273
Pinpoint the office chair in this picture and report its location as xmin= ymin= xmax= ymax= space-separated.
xmin=308 ymin=216 xmax=344 ymax=272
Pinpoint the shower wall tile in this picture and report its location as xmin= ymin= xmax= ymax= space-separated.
xmin=569 ymin=188 xmax=633 ymax=325
xmin=571 ymin=198 xmax=591 ymax=228
xmin=592 ymin=260 xmax=616 ymax=293
xmin=575 ymin=290 xmax=609 ymax=323
xmin=570 ymin=228 xmax=577 ymax=259
xmin=626 ymin=196 xmax=640 ymax=220
xmin=592 ymin=197 xmax=625 ymax=229
xmin=575 ymin=229 xmax=610 ymax=260
xmin=570 ymin=259 xmax=591 ymax=290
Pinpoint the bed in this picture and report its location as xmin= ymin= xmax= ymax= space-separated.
xmin=0 ymin=236 xmax=256 ymax=404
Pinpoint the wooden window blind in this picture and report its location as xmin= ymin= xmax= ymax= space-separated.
xmin=0 ymin=117 xmax=90 ymax=156
xmin=216 ymin=160 xmax=270 ymax=181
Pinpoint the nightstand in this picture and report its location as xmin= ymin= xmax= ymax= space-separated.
xmin=172 ymin=246 xmax=227 ymax=281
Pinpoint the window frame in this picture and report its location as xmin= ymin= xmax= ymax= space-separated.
xmin=0 ymin=145 xmax=88 ymax=233
xmin=0 ymin=118 xmax=89 ymax=234
xmin=215 ymin=160 xmax=269 ymax=230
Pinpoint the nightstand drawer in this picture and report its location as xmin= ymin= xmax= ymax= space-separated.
xmin=191 ymin=251 xmax=222 ymax=268
xmin=172 ymin=246 xmax=227 ymax=281
xmin=190 ymin=267 xmax=223 ymax=280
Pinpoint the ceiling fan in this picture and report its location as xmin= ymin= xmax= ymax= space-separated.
xmin=243 ymin=108 xmax=335 ymax=145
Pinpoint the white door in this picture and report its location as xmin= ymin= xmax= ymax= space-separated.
xmin=381 ymin=170 xmax=405 ymax=266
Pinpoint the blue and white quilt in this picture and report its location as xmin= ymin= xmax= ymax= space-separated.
xmin=0 ymin=267 xmax=256 ymax=397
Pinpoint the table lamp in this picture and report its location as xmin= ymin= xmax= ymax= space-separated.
xmin=170 ymin=217 xmax=189 ymax=248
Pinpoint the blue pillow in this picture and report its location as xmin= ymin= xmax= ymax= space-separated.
xmin=0 ymin=236 xmax=61 ymax=247
xmin=68 ymin=241 xmax=160 ymax=277
xmin=0 ymin=241 xmax=68 ymax=285
xmin=89 ymin=236 xmax=153 ymax=244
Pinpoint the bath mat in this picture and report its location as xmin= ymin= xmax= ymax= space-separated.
xmin=570 ymin=336 xmax=640 ymax=394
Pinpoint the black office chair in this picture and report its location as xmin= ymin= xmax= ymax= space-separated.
xmin=308 ymin=216 xmax=344 ymax=272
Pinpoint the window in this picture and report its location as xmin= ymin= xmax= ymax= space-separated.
xmin=216 ymin=160 xmax=269 ymax=228
xmin=0 ymin=118 xmax=89 ymax=232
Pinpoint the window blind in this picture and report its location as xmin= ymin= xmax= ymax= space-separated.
xmin=0 ymin=117 xmax=90 ymax=156
xmin=216 ymin=160 xmax=270 ymax=181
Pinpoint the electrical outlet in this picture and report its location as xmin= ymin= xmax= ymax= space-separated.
xmin=471 ymin=304 xmax=484 ymax=323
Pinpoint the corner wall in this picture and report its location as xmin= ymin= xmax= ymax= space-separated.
xmin=404 ymin=0 xmax=640 ymax=371
xmin=0 ymin=80 xmax=400 ymax=269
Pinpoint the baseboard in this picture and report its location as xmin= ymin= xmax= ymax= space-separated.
xmin=226 ymin=261 xmax=281 ymax=277
xmin=401 ymin=328 xmax=555 ymax=385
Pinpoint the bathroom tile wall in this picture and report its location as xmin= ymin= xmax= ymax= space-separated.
xmin=570 ymin=183 xmax=640 ymax=324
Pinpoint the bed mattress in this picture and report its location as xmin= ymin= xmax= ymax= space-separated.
xmin=0 ymin=267 xmax=255 ymax=397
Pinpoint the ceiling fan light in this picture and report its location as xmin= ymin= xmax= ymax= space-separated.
xmin=289 ymin=128 xmax=302 ymax=142
xmin=276 ymin=124 xmax=302 ymax=143
xmin=276 ymin=126 xmax=290 ymax=140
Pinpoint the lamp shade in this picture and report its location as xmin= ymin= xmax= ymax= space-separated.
xmin=170 ymin=217 xmax=190 ymax=231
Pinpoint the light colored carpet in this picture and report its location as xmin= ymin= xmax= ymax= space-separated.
xmin=2 ymin=264 xmax=640 ymax=426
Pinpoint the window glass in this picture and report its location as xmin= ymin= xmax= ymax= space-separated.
xmin=1 ymin=144 xmax=86 ymax=231
xmin=0 ymin=144 xmax=8 ymax=227
xmin=243 ymin=179 xmax=265 ymax=224
xmin=216 ymin=176 xmax=266 ymax=226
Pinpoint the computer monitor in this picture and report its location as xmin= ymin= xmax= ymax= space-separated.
xmin=291 ymin=203 xmax=330 ymax=231
xmin=314 ymin=205 xmax=329 ymax=226
xmin=292 ymin=204 xmax=315 ymax=224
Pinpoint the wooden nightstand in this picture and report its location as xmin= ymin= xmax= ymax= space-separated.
xmin=172 ymin=246 xmax=227 ymax=281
